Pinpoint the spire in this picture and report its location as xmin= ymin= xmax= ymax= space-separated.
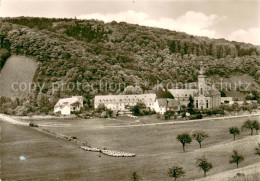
xmin=199 ymin=61 xmax=205 ymax=75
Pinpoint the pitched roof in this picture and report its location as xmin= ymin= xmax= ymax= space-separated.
xmin=194 ymin=90 xmax=220 ymax=97
xmin=95 ymin=93 xmax=156 ymax=104
xmin=168 ymin=89 xmax=198 ymax=98
xmin=55 ymin=96 xmax=83 ymax=107
xmin=157 ymin=98 xmax=180 ymax=108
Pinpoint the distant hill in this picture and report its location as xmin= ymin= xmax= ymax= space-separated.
xmin=0 ymin=55 xmax=38 ymax=97
xmin=0 ymin=17 xmax=259 ymax=114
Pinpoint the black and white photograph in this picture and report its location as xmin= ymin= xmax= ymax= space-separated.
xmin=0 ymin=0 xmax=260 ymax=180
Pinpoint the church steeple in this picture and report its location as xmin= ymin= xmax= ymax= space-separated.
xmin=198 ymin=61 xmax=206 ymax=96
xmin=199 ymin=61 xmax=205 ymax=75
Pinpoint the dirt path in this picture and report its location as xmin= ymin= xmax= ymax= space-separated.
xmin=1 ymin=112 xmax=260 ymax=129
xmin=0 ymin=114 xmax=28 ymax=126
xmin=0 ymin=114 xmax=71 ymax=127
xmin=106 ymin=112 xmax=260 ymax=128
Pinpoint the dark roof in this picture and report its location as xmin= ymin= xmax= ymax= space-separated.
xmin=157 ymin=98 xmax=180 ymax=108
xmin=194 ymin=89 xmax=220 ymax=97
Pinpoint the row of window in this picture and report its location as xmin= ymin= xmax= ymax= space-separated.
xmin=98 ymin=98 xmax=153 ymax=103
xmin=195 ymin=100 xmax=209 ymax=109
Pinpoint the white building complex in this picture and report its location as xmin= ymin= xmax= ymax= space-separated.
xmin=94 ymin=63 xmax=223 ymax=114
xmin=94 ymin=93 xmax=157 ymax=111
xmin=54 ymin=96 xmax=84 ymax=115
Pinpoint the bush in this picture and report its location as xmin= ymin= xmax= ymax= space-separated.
xmin=190 ymin=113 xmax=203 ymax=120
xmin=29 ymin=122 xmax=38 ymax=127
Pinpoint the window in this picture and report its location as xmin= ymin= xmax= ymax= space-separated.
xmin=206 ymin=100 xmax=209 ymax=108
xmin=196 ymin=100 xmax=198 ymax=108
xmin=200 ymin=88 xmax=203 ymax=94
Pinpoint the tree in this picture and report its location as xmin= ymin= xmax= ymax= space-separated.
xmin=220 ymin=90 xmax=226 ymax=97
xmin=229 ymin=150 xmax=244 ymax=168
xmin=164 ymin=110 xmax=175 ymax=120
xmin=130 ymin=102 xmax=146 ymax=116
xmin=192 ymin=131 xmax=209 ymax=148
xmin=187 ymin=95 xmax=194 ymax=114
xmin=242 ymin=120 xmax=255 ymax=135
xmin=253 ymin=120 xmax=259 ymax=134
xmin=229 ymin=127 xmax=240 ymax=140
xmin=132 ymin=172 xmax=139 ymax=181
xmin=255 ymin=143 xmax=260 ymax=156
xmin=123 ymin=85 xmax=143 ymax=94
xmin=176 ymin=133 xmax=192 ymax=152
xmin=168 ymin=166 xmax=185 ymax=181
xmin=96 ymin=103 xmax=106 ymax=113
xmin=195 ymin=155 xmax=213 ymax=177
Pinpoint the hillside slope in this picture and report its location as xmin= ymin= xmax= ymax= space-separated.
xmin=0 ymin=55 xmax=38 ymax=97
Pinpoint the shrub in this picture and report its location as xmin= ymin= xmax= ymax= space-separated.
xmin=190 ymin=113 xmax=203 ymax=120
xmin=29 ymin=122 xmax=38 ymax=127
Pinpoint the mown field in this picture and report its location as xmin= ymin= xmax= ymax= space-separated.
xmin=1 ymin=115 xmax=260 ymax=181
xmin=0 ymin=55 xmax=38 ymax=97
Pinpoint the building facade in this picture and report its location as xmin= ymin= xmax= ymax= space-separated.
xmin=94 ymin=93 xmax=157 ymax=112
xmin=154 ymin=98 xmax=181 ymax=114
xmin=193 ymin=65 xmax=221 ymax=109
xmin=54 ymin=96 xmax=84 ymax=115
xmin=168 ymin=89 xmax=197 ymax=106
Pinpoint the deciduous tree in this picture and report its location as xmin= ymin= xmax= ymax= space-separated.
xmin=195 ymin=155 xmax=213 ymax=177
xmin=229 ymin=127 xmax=240 ymax=140
xmin=192 ymin=131 xmax=209 ymax=148
xmin=168 ymin=165 xmax=185 ymax=181
xmin=229 ymin=150 xmax=244 ymax=168
xmin=176 ymin=133 xmax=192 ymax=152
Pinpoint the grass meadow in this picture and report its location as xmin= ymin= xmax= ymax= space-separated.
xmin=1 ymin=115 xmax=260 ymax=180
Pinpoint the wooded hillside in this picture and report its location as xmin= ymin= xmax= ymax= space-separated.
xmin=0 ymin=17 xmax=259 ymax=115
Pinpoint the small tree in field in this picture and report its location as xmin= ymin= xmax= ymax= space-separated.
xmin=255 ymin=143 xmax=260 ymax=156
xmin=229 ymin=127 xmax=240 ymax=140
xmin=242 ymin=120 xmax=255 ymax=135
xmin=253 ymin=120 xmax=259 ymax=134
xmin=176 ymin=133 xmax=192 ymax=152
xmin=229 ymin=150 xmax=244 ymax=168
xmin=168 ymin=166 xmax=185 ymax=181
xmin=192 ymin=131 xmax=209 ymax=148
xmin=195 ymin=155 xmax=213 ymax=177
xmin=132 ymin=172 xmax=139 ymax=181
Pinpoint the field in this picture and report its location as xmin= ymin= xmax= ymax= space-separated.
xmin=1 ymin=115 xmax=260 ymax=181
xmin=0 ymin=55 xmax=38 ymax=97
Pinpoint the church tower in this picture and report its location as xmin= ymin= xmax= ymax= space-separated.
xmin=198 ymin=62 xmax=207 ymax=96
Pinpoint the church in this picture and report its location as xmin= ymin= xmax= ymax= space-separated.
xmin=169 ymin=63 xmax=221 ymax=109
xmin=193 ymin=64 xmax=221 ymax=109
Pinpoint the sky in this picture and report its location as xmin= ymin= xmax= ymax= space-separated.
xmin=0 ymin=0 xmax=260 ymax=45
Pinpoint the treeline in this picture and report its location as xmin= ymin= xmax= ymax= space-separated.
xmin=3 ymin=17 xmax=111 ymax=43
xmin=169 ymin=39 xmax=259 ymax=58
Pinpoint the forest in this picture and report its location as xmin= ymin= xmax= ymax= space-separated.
xmin=0 ymin=17 xmax=259 ymax=115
